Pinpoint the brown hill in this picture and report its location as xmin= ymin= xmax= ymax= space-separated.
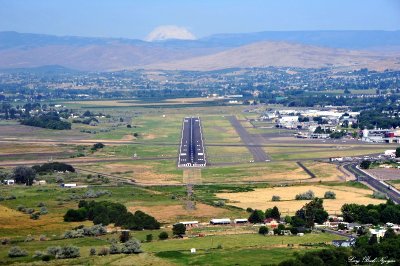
xmin=0 ymin=43 xmax=223 ymax=71
xmin=143 ymin=41 xmax=400 ymax=71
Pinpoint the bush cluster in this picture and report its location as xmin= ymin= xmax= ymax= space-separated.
xmin=67 ymin=190 xmax=111 ymax=201
xmin=63 ymin=224 xmax=107 ymax=239
xmin=8 ymin=246 xmax=28 ymax=257
xmin=295 ymin=190 xmax=315 ymax=200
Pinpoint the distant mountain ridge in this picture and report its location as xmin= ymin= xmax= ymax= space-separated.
xmin=0 ymin=30 xmax=399 ymax=71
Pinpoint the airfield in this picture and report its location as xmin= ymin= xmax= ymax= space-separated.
xmin=0 ymin=98 xmax=399 ymax=265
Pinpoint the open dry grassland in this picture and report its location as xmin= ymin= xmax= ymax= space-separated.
xmin=202 ymin=161 xmax=342 ymax=183
xmin=81 ymin=160 xmax=183 ymax=185
xmin=128 ymin=203 xmax=228 ymax=223
xmin=216 ymin=184 xmax=385 ymax=215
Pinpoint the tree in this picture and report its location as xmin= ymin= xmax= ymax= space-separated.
xmin=172 ymin=223 xmax=186 ymax=236
xmin=396 ymin=147 xmax=400 ymax=158
xmin=120 ymin=231 xmax=130 ymax=243
xmin=295 ymin=198 xmax=328 ymax=227
xmin=13 ymin=166 xmax=36 ymax=185
xmin=64 ymin=208 xmax=87 ymax=222
xmin=383 ymin=228 xmax=396 ymax=240
xmin=248 ymin=209 xmax=265 ymax=223
xmin=258 ymin=226 xmax=268 ymax=235
xmin=368 ymin=234 xmax=378 ymax=245
xmin=265 ymin=206 xmax=280 ymax=220
xmin=158 ymin=231 xmax=168 ymax=240
xmin=360 ymin=160 xmax=371 ymax=169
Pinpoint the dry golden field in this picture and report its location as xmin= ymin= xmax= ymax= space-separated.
xmin=129 ymin=203 xmax=228 ymax=223
xmin=216 ymin=184 xmax=385 ymax=215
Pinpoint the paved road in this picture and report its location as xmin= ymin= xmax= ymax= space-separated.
xmin=178 ymin=117 xmax=206 ymax=167
xmin=344 ymin=163 xmax=400 ymax=204
xmin=227 ymin=116 xmax=269 ymax=162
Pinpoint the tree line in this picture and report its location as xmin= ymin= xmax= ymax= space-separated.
xmin=21 ymin=112 xmax=71 ymax=130
xmin=64 ymin=200 xmax=160 ymax=230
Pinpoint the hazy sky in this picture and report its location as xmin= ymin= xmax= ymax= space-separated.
xmin=1 ymin=0 xmax=399 ymax=39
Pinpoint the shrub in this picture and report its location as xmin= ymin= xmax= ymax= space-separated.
xmin=1 ymin=238 xmax=10 ymax=245
xmin=324 ymin=191 xmax=336 ymax=199
xmin=63 ymin=225 xmax=106 ymax=239
xmin=258 ymin=226 xmax=269 ymax=235
xmin=39 ymin=235 xmax=47 ymax=241
xmin=25 ymin=234 xmax=34 ymax=242
xmin=37 ymin=202 xmax=46 ymax=207
xmin=121 ymin=239 xmax=142 ymax=254
xmin=17 ymin=205 xmax=26 ymax=212
xmin=97 ymin=247 xmax=109 ymax=256
xmin=56 ymin=245 xmax=80 ymax=259
xmin=246 ymin=207 xmax=253 ymax=213
xmin=146 ymin=234 xmax=153 ymax=242
xmin=159 ymin=231 xmax=169 ymax=240
xmin=83 ymin=224 xmax=107 ymax=236
xmin=295 ymin=190 xmax=315 ymax=200
xmin=271 ymin=195 xmax=281 ymax=201
xmin=41 ymin=254 xmax=51 ymax=261
xmin=6 ymin=195 xmax=16 ymax=200
xmin=33 ymin=250 xmax=45 ymax=258
xmin=8 ymin=246 xmax=28 ymax=257
xmin=372 ymin=191 xmax=386 ymax=199
xmin=25 ymin=208 xmax=35 ymax=214
xmin=46 ymin=246 xmax=62 ymax=256
xmin=213 ymin=200 xmax=225 ymax=207
xmin=40 ymin=207 xmax=48 ymax=215
xmin=109 ymin=243 xmax=120 ymax=254
xmin=30 ymin=212 xmax=40 ymax=220
xmin=89 ymin=248 xmax=96 ymax=256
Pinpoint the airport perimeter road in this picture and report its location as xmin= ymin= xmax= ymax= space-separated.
xmin=344 ymin=163 xmax=400 ymax=204
xmin=178 ymin=117 xmax=206 ymax=167
xmin=227 ymin=116 xmax=269 ymax=162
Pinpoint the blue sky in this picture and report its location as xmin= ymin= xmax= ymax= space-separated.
xmin=0 ymin=0 xmax=399 ymax=39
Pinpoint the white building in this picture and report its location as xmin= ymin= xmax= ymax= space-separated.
xmin=369 ymin=228 xmax=387 ymax=239
xmin=210 ymin=218 xmax=231 ymax=225
xmin=178 ymin=221 xmax=199 ymax=228
xmin=4 ymin=179 xmax=14 ymax=185
xmin=233 ymin=218 xmax=248 ymax=224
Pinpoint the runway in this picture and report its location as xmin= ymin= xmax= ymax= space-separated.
xmin=178 ymin=117 xmax=206 ymax=167
xmin=227 ymin=116 xmax=269 ymax=162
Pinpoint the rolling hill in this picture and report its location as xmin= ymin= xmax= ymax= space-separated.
xmin=0 ymin=31 xmax=399 ymax=71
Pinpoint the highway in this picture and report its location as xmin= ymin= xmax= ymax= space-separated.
xmin=227 ymin=116 xmax=269 ymax=162
xmin=178 ymin=117 xmax=206 ymax=167
xmin=344 ymin=163 xmax=400 ymax=204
